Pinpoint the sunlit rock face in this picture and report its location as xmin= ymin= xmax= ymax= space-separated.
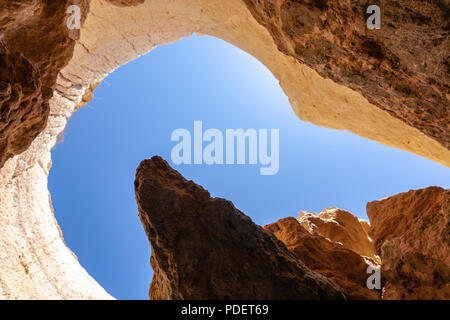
xmin=367 ymin=187 xmax=450 ymax=300
xmin=106 ymin=0 xmax=145 ymax=6
xmin=1 ymin=0 xmax=449 ymax=174
xmin=243 ymin=0 xmax=450 ymax=150
xmin=0 ymin=0 xmax=448 ymax=300
xmin=265 ymin=217 xmax=381 ymax=300
xmin=297 ymin=208 xmax=378 ymax=262
xmin=134 ymin=156 xmax=345 ymax=300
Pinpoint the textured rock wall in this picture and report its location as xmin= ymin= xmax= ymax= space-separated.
xmin=265 ymin=217 xmax=380 ymax=300
xmin=106 ymin=0 xmax=145 ymax=6
xmin=0 ymin=0 xmax=90 ymax=169
xmin=0 ymin=0 xmax=449 ymax=299
xmin=1 ymin=0 xmax=449 ymax=172
xmin=135 ymin=156 xmax=345 ymax=300
xmin=367 ymin=187 xmax=450 ymax=299
xmin=243 ymin=0 xmax=450 ymax=150
xmin=297 ymin=208 xmax=378 ymax=261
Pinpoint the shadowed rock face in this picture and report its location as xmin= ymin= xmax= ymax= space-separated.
xmin=134 ymin=156 xmax=345 ymax=300
xmin=265 ymin=218 xmax=381 ymax=300
xmin=0 ymin=45 xmax=46 ymax=165
xmin=297 ymin=208 xmax=378 ymax=261
xmin=367 ymin=187 xmax=450 ymax=299
xmin=243 ymin=0 xmax=450 ymax=149
xmin=0 ymin=0 xmax=89 ymax=168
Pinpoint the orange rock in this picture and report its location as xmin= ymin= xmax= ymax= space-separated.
xmin=297 ymin=208 xmax=378 ymax=261
xmin=367 ymin=187 xmax=450 ymax=299
xmin=242 ymin=0 xmax=450 ymax=149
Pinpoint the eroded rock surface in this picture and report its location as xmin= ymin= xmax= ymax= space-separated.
xmin=265 ymin=217 xmax=380 ymax=300
xmin=243 ymin=0 xmax=450 ymax=149
xmin=367 ymin=187 xmax=450 ymax=299
xmin=297 ymin=208 xmax=378 ymax=261
xmin=0 ymin=0 xmax=448 ymax=300
xmin=134 ymin=156 xmax=345 ymax=300
xmin=105 ymin=0 xmax=145 ymax=6
xmin=1 ymin=0 xmax=449 ymax=173
xmin=0 ymin=45 xmax=46 ymax=168
xmin=0 ymin=0 xmax=89 ymax=168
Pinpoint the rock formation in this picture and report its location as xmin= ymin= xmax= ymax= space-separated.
xmin=134 ymin=156 xmax=345 ymax=300
xmin=0 ymin=0 xmax=448 ymax=299
xmin=367 ymin=187 xmax=450 ymax=299
xmin=1 ymin=0 xmax=449 ymax=173
xmin=297 ymin=208 xmax=378 ymax=261
xmin=106 ymin=0 xmax=145 ymax=6
xmin=265 ymin=217 xmax=380 ymax=300
xmin=243 ymin=0 xmax=450 ymax=150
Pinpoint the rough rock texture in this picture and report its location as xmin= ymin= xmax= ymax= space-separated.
xmin=367 ymin=187 xmax=450 ymax=299
xmin=0 ymin=46 xmax=46 ymax=168
xmin=265 ymin=217 xmax=380 ymax=300
xmin=0 ymin=0 xmax=89 ymax=168
xmin=106 ymin=0 xmax=145 ymax=7
xmin=297 ymin=208 xmax=378 ymax=261
xmin=243 ymin=0 xmax=450 ymax=150
xmin=0 ymin=0 xmax=449 ymax=299
xmin=135 ymin=156 xmax=345 ymax=300
xmin=0 ymin=0 xmax=448 ymax=174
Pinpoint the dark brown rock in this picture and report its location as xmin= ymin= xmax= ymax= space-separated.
xmin=0 ymin=45 xmax=47 ymax=164
xmin=367 ymin=186 xmax=450 ymax=299
xmin=0 ymin=0 xmax=89 ymax=168
xmin=242 ymin=0 xmax=450 ymax=149
xmin=265 ymin=217 xmax=381 ymax=300
xmin=134 ymin=156 xmax=345 ymax=300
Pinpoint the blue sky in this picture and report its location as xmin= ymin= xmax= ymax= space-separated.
xmin=48 ymin=35 xmax=450 ymax=300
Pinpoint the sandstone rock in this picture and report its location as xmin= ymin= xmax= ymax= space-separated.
xmin=134 ymin=156 xmax=345 ymax=300
xmin=0 ymin=0 xmax=89 ymax=168
xmin=1 ymin=0 xmax=449 ymax=173
xmin=297 ymin=208 xmax=378 ymax=261
xmin=265 ymin=217 xmax=380 ymax=300
xmin=243 ymin=0 xmax=450 ymax=149
xmin=0 ymin=45 xmax=47 ymax=169
xmin=367 ymin=187 xmax=450 ymax=299
xmin=106 ymin=0 xmax=145 ymax=6
xmin=1 ymin=0 xmax=449 ymax=300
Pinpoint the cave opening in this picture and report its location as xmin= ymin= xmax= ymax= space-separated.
xmin=47 ymin=35 xmax=450 ymax=299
